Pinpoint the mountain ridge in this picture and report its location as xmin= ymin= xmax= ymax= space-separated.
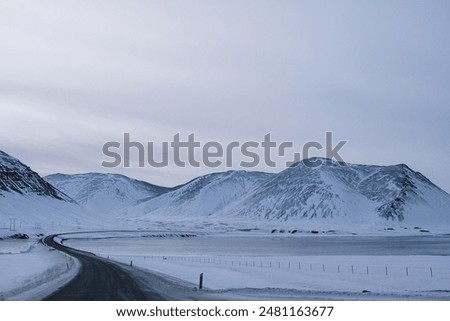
xmin=117 ymin=157 xmax=450 ymax=228
xmin=2 ymin=150 xmax=449 ymax=230
xmin=0 ymin=151 xmax=73 ymax=202
xmin=211 ymin=159 xmax=450 ymax=226
xmin=45 ymin=172 xmax=170 ymax=214
xmin=122 ymin=170 xmax=275 ymax=219
xmin=0 ymin=150 xmax=94 ymax=231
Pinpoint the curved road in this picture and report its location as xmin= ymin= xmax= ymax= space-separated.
xmin=43 ymin=235 xmax=165 ymax=301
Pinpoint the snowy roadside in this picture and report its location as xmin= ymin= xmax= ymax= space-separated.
xmin=103 ymin=254 xmax=450 ymax=300
xmin=0 ymin=239 xmax=80 ymax=300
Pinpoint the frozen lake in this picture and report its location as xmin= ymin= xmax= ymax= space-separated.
xmin=65 ymin=232 xmax=450 ymax=256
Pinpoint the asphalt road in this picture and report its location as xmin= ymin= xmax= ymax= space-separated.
xmin=43 ymin=235 xmax=165 ymax=301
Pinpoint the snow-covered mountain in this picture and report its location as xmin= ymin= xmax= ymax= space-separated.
xmin=213 ymin=158 xmax=450 ymax=227
xmin=3 ymin=148 xmax=448 ymax=231
xmin=45 ymin=173 xmax=169 ymax=214
xmin=121 ymin=158 xmax=450 ymax=229
xmin=122 ymin=170 xmax=275 ymax=219
xmin=0 ymin=151 xmax=94 ymax=231
xmin=0 ymin=151 xmax=71 ymax=201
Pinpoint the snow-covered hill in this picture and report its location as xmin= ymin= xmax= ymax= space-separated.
xmin=213 ymin=158 xmax=450 ymax=228
xmin=0 ymin=151 xmax=71 ymax=201
xmin=122 ymin=170 xmax=275 ymax=219
xmin=0 ymin=151 xmax=94 ymax=231
xmin=45 ymin=173 xmax=169 ymax=214
xmin=120 ymin=158 xmax=450 ymax=230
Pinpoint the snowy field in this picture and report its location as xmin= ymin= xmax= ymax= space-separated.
xmin=0 ymin=239 xmax=34 ymax=254
xmin=65 ymin=231 xmax=450 ymax=300
xmin=0 ymin=239 xmax=79 ymax=300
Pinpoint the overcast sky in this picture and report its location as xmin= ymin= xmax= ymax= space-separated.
xmin=0 ymin=0 xmax=449 ymax=192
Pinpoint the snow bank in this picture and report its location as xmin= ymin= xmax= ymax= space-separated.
xmin=0 ymin=241 xmax=80 ymax=300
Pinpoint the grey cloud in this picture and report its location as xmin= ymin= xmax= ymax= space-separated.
xmin=0 ymin=0 xmax=449 ymax=191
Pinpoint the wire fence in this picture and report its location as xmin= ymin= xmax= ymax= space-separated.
xmin=104 ymin=254 xmax=450 ymax=279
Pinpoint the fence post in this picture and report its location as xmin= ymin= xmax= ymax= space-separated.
xmin=366 ymin=266 xmax=369 ymax=275
xmin=199 ymin=273 xmax=204 ymax=290
xmin=351 ymin=265 xmax=354 ymax=274
xmin=406 ymin=267 xmax=409 ymax=276
xmin=338 ymin=265 xmax=340 ymax=273
xmin=322 ymin=264 xmax=325 ymax=272
xmin=130 ymin=260 xmax=133 ymax=267
xmin=430 ymin=267 xmax=433 ymax=278
xmin=385 ymin=266 xmax=388 ymax=276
